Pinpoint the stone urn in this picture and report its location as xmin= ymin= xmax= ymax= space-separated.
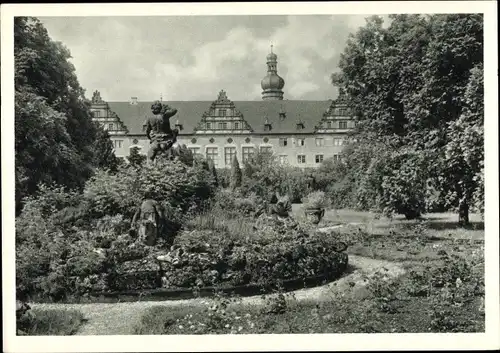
xmin=304 ymin=207 xmax=325 ymax=225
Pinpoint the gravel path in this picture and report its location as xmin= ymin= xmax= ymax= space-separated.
xmin=30 ymin=255 xmax=405 ymax=335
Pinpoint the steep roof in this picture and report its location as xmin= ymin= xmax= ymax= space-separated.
xmin=107 ymin=100 xmax=334 ymax=135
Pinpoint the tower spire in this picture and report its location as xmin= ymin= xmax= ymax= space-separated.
xmin=261 ymin=45 xmax=285 ymax=100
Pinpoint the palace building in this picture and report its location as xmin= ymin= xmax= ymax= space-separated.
xmin=89 ymin=48 xmax=354 ymax=168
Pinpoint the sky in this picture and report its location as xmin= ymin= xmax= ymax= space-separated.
xmin=39 ymin=15 xmax=380 ymax=102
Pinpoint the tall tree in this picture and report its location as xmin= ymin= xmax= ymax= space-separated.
xmin=92 ymin=126 xmax=119 ymax=172
xmin=230 ymin=155 xmax=242 ymax=190
xmin=332 ymin=14 xmax=483 ymax=223
xmin=14 ymin=17 xmax=108 ymax=212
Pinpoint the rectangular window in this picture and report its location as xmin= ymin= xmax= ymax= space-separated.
xmin=333 ymin=154 xmax=340 ymax=162
xmin=108 ymin=123 xmax=114 ymax=131
xmin=242 ymin=146 xmax=255 ymax=162
xmin=218 ymin=109 xmax=226 ymax=117
xmin=334 ymin=138 xmax=343 ymax=146
xmin=113 ymin=140 xmax=123 ymax=148
xmin=188 ymin=147 xmax=201 ymax=156
xmin=339 ymin=121 xmax=348 ymax=129
xmin=315 ymin=138 xmax=324 ymax=147
xmin=94 ymin=111 xmax=100 ymax=118
xmin=260 ymin=146 xmax=272 ymax=154
xmin=339 ymin=108 xmax=348 ymax=116
xmin=297 ymin=155 xmax=306 ymax=164
xmin=224 ymin=147 xmax=237 ymax=166
xmin=279 ymin=155 xmax=288 ymax=165
xmin=206 ymin=147 xmax=218 ymax=167
xmin=327 ymin=121 xmax=332 ymax=129
xmin=315 ymin=154 xmax=324 ymax=163
xmin=217 ymin=122 xmax=227 ymax=129
xmin=279 ymin=138 xmax=288 ymax=147
xmin=234 ymin=122 xmax=239 ymax=129
xmin=206 ymin=122 xmax=212 ymax=129
xmin=297 ymin=138 xmax=305 ymax=146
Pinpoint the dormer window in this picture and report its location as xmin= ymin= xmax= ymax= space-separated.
xmin=279 ymin=106 xmax=286 ymax=120
xmin=296 ymin=121 xmax=305 ymax=130
xmin=264 ymin=117 xmax=272 ymax=131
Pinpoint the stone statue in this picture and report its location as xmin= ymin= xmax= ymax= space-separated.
xmin=130 ymin=199 xmax=166 ymax=246
xmin=145 ymin=101 xmax=179 ymax=164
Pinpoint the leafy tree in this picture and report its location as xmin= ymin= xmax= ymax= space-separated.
xmin=92 ymin=126 xmax=119 ymax=172
xmin=230 ymin=155 xmax=242 ymax=190
xmin=15 ymin=17 xmax=101 ymax=212
xmin=332 ymin=14 xmax=483 ymax=223
xmin=127 ymin=147 xmax=147 ymax=168
xmin=440 ymin=63 xmax=484 ymax=223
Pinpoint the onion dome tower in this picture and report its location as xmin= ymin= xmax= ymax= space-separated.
xmin=261 ymin=45 xmax=285 ymax=100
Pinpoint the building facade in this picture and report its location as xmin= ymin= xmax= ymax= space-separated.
xmin=90 ymin=49 xmax=354 ymax=168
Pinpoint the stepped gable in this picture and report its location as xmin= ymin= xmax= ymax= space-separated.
xmin=314 ymin=88 xmax=352 ymax=132
xmin=194 ymin=90 xmax=254 ymax=133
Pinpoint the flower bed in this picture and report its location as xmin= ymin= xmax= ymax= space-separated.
xmin=157 ymin=228 xmax=348 ymax=290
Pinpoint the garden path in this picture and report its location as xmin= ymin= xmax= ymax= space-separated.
xmin=30 ymin=255 xmax=405 ymax=335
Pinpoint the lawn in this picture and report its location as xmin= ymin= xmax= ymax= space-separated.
xmin=17 ymin=308 xmax=86 ymax=336
xmin=133 ymin=207 xmax=485 ymax=334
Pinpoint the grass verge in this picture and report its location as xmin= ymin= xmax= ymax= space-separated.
xmin=17 ymin=308 xmax=86 ymax=335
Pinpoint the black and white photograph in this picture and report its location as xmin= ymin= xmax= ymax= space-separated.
xmin=1 ymin=1 xmax=498 ymax=352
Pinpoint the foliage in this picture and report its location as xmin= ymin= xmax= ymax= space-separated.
xmin=158 ymin=208 xmax=348 ymax=290
xmin=15 ymin=157 xmax=216 ymax=301
xmin=84 ymin=158 xmax=215 ymax=219
xmin=134 ymin=247 xmax=484 ymax=334
xmin=17 ymin=308 xmax=85 ymax=335
xmin=241 ymin=152 xmax=311 ymax=203
xmin=230 ymin=156 xmax=242 ymax=190
xmin=14 ymin=17 xmax=101 ymax=213
xmin=302 ymin=191 xmax=331 ymax=209
xmin=209 ymin=189 xmax=262 ymax=218
xmin=440 ymin=63 xmax=484 ymax=218
xmin=92 ymin=126 xmax=119 ymax=172
xmin=127 ymin=146 xmax=147 ymax=168
xmin=331 ymin=14 xmax=484 ymax=222
xmin=208 ymin=160 xmax=219 ymax=188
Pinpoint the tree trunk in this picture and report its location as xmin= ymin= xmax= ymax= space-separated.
xmin=458 ymin=199 xmax=470 ymax=226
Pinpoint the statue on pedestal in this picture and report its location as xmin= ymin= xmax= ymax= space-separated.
xmin=145 ymin=101 xmax=179 ymax=164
